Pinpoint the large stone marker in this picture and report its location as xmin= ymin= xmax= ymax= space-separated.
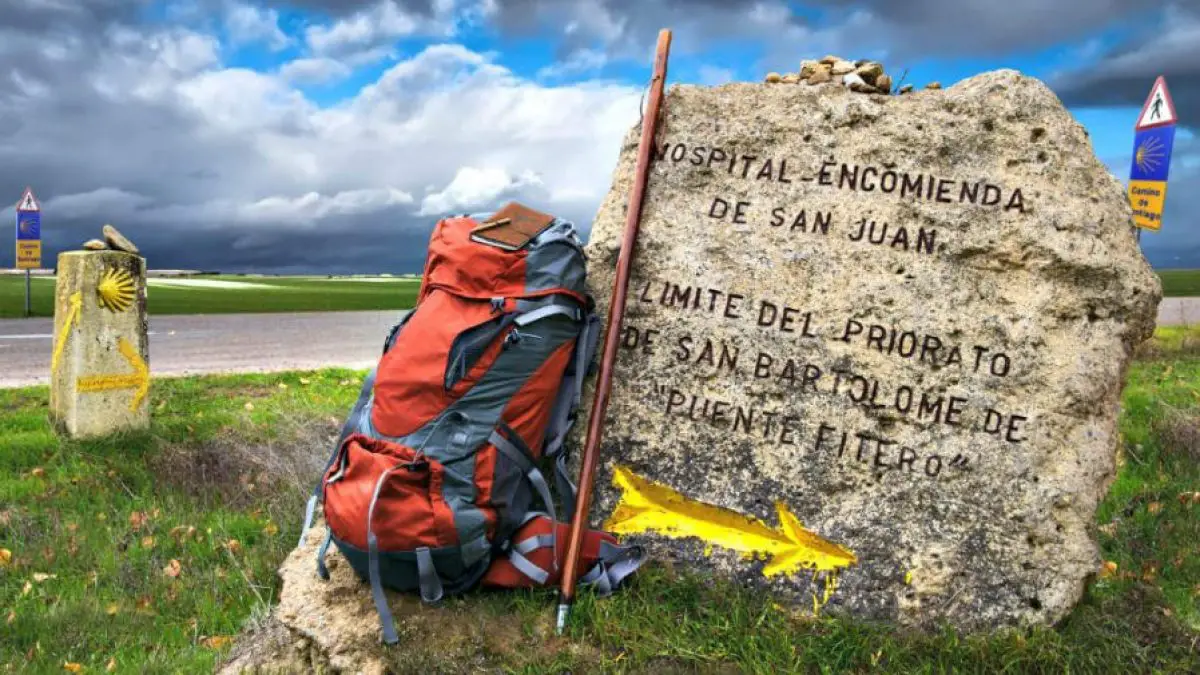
xmin=50 ymin=247 xmax=150 ymax=438
xmin=578 ymin=70 xmax=1160 ymax=631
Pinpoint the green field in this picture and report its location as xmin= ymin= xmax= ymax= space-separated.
xmin=2 ymin=329 xmax=1199 ymax=672
xmin=2 ymin=269 xmax=1198 ymax=319
xmin=1158 ymin=270 xmax=1200 ymax=298
xmin=0 ymin=275 xmax=420 ymax=318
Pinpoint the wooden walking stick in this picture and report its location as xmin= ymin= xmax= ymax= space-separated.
xmin=556 ymin=27 xmax=673 ymax=636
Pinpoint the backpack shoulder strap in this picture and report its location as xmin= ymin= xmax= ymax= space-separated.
xmin=542 ymin=309 xmax=601 ymax=519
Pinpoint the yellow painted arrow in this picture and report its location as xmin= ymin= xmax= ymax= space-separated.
xmin=50 ymin=291 xmax=83 ymax=376
xmin=605 ymin=465 xmax=856 ymax=577
xmin=76 ymin=337 xmax=150 ymax=412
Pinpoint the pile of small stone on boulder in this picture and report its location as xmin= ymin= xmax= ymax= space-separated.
xmin=82 ymin=224 xmax=139 ymax=254
xmin=764 ymin=55 xmax=940 ymax=95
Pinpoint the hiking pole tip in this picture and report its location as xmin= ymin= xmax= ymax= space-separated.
xmin=555 ymin=602 xmax=570 ymax=635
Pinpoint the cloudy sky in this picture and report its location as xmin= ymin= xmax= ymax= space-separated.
xmin=1 ymin=0 xmax=1196 ymax=273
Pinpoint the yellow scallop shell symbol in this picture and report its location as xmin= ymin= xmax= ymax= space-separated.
xmin=97 ymin=267 xmax=137 ymax=313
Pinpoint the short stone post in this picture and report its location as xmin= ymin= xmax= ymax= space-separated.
xmin=50 ymin=249 xmax=150 ymax=438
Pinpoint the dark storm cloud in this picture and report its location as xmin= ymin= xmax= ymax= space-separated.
xmin=271 ymin=0 xmax=434 ymax=16
xmin=477 ymin=0 xmax=1170 ymax=63
xmin=1052 ymin=4 xmax=1199 ymax=129
xmin=806 ymin=0 xmax=1157 ymax=57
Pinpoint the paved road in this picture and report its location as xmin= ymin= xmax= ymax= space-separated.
xmin=3 ymin=299 xmax=1199 ymax=388
xmin=1156 ymin=297 xmax=1200 ymax=327
xmin=0 ymin=310 xmax=405 ymax=388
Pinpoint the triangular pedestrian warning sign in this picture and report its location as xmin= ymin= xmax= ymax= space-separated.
xmin=1136 ymin=76 xmax=1177 ymax=130
xmin=15 ymin=187 xmax=39 ymax=212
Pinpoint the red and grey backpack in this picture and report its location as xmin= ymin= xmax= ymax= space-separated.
xmin=298 ymin=206 xmax=644 ymax=643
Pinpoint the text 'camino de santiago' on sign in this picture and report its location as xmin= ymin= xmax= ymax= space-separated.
xmin=15 ymin=187 xmax=41 ymax=270
xmin=1127 ymin=76 xmax=1177 ymax=231
xmin=578 ymin=72 xmax=1160 ymax=632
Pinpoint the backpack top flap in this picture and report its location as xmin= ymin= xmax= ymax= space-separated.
xmin=418 ymin=208 xmax=589 ymax=304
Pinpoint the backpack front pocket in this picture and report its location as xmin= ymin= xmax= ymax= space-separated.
xmin=322 ymin=435 xmax=459 ymax=553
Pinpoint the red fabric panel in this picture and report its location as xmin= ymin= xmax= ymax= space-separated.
xmin=323 ymin=435 xmax=458 ymax=551
xmin=422 ymin=216 xmax=529 ymax=300
xmin=481 ymin=516 xmax=619 ymax=588
xmin=372 ymin=289 xmax=508 ymax=438
xmin=499 ymin=340 xmax=575 ymax=458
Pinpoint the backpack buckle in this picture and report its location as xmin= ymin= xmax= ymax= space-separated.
xmin=490 ymin=297 xmax=506 ymax=314
xmin=402 ymin=453 xmax=429 ymax=472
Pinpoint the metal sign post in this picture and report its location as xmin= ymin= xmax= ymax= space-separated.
xmin=15 ymin=187 xmax=42 ymax=317
xmin=1128 ymin=76 xmax=1177 ymax=240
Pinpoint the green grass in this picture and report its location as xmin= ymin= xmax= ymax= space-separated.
xmin=1158 ymin=270 xmax=1200 ymax=299
xmin=0 ymin=275 xmax=419 ymax=318
xmin=2 ymin=343 xmax=1199 ymax=672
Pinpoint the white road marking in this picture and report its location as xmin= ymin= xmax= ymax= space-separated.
xmin=146 ymin=279 xmax=280 ymax=289
xmin=0 ymin=331 xmax=162 ymax=340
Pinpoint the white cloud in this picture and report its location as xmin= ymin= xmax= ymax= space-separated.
xmin=305 ymin=0 xmax=449 ymax=56
xmin=537 ymin=48 xmax=607 ymax=79
xmin=0 ymin=14 xmax=642 ymax=271
xmin=419 ymin=167 xmax=543 ymax=215
xmin=698 ymin=65 xmax=735 ymax=86
xmin=278 ymin=57 xmax=353 ymax=84
xmin=225 ymin=2 xmax=290 ymax=51
xmin=234 ymin=187 xmax=416 ymax=224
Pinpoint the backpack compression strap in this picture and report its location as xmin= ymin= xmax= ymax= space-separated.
xmin=299 ymin=366 xmax=378 ymax=547
xmin=486 ymin=514 xmax=646 ymax=594
xmin=542 ymin=310 xmax=601 ymax=519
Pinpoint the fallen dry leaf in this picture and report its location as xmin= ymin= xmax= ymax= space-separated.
xmin=299 ymin=377 xmax=311 ymax=386
xmin=163 ymin=559 xmax=182 ymax=578
xmin=277 ymin=383 xmax=288 ymax=390
xmin=32 ymin=573 xmax=56 ymax=583
xmin=1148 ymin=501 xmax=1163 ymax=515
xmin=225 ymin=540 xmax=242 ymax=555
xmin=136 ymin=596 xmax=153 ymax=611
xmin=105 ymin=603 xmax=119 ymax=616
xmin=128 ymin=511 xmax=149 ymax=531
xmin=106 ymin=657 xmax=116 ymax=672
xmin=65 ymin=523 xmax=78 ymax=533
xmin=141 ymin=536 xmax=155 ymax=549
xmin=5 ymin=610 xmax=14 ymax=625
xmin=1098 ymin=522 xmax=1117 ymax=537
xmin=0 ymin=548 xmax=11 ymax=567
xmin=1100 ymin=561 xmax=1118 ymax=579
xmin=243 ymin=402 xmax=255 ymax=411
xmin=1141 ymin=561 xmax=1160 ymax=583
xmin=63 ymin=662 xmax=82 ymax=673
xmin=30 ymin=467 xmax=45 ymax=478
xmin=20 ymin=581 xmax=33 ymax=597
xmin=202 ymin=636 xmax=232 ymax=649
xmin=262 ymin=522 xmax=279 ymax=537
